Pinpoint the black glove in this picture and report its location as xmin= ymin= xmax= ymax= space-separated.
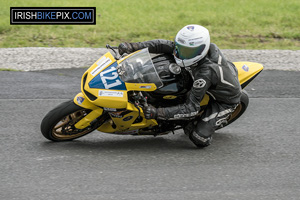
xmin=118 ymin=42 xmax=134 ymax=56
xmin=142 ymin=105 xmax=157 ymax=119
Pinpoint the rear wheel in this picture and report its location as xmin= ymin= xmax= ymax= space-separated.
xmin=41 ymin=100 xmax=98 ymax=141
xmin=219 ymin=90 xmax=249 ymax=129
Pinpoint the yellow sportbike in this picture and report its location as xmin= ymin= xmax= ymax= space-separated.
xmin=41 ymin=48 xmax=263 ymax=142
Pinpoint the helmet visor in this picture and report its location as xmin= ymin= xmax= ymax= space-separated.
xmin=174 ymin=42 xmax=206 ymax=60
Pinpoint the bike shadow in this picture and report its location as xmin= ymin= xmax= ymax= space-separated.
xmin=40 ymin=130 xmax=239 ymax=152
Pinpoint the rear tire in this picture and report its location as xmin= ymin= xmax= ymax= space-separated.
xmin=40 ymin=100 xmax=97 ymax=142
xmin=217 ymin=90 xmax=249 ymax=130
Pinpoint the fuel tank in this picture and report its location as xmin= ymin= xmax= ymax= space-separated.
xmin=145 ymin=54 xmax=193 ymax=107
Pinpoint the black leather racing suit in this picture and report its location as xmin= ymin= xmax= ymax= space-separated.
xmin=126 ymin=39 xmax=242 ymax=146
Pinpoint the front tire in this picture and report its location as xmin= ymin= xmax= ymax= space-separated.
xmin=40 ymin=100 xmax=97 ymax=142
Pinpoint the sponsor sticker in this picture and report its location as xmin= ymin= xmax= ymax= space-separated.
xmin=139 ymin=86 xmax=152 ymax=89
xmin=98 ymin=90 xmax=124 ymax=97
xmin=186 ymin=26 xmax=195 ymax=31
xmin=123 ymin=116 xmax=133 ymax=121
xmin=216 ymin=117 xmax=228 ymax=127
xmin=177 ymin=37 xmax=186 ymax=44
xmin=188 ymin=37 xmax=203 ymax=41
xmin=242 ymin=64 xmax=249 ymax=72
xmin=174 ymin=111 xmax=198 ymax=119
xmin=76 ymin=96 xmax=85 ymax=104
xmin=103 ymin=107 xmax=117 ymax=111
xmin=193 ymin=79 xmax=206 ymax=88
xmin=91 ymin=57 xmax=112 ymax=76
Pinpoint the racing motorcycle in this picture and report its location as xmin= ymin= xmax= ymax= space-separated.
xmin=40 ymin=46 xmax=263 ymax=142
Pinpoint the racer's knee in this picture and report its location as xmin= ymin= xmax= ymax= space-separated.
xmin=189 ymin=121 xmax=214 ymax=148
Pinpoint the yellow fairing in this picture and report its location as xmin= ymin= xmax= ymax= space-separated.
xmin=75 ymin=51 xmax=159 ymax=132
xmin=233 ymin=62 xmax=264 ymax=87
xmin=81 ymin=51 xmax=157 ymax=109
xmin=125 ymin=83 xmax=157 ymax=91
xmin=73 ymin=93 xmax=104 ymax=129
xmin=81 ymin=52 xmax=125 ymax=107
xmin=75 ymin=108 xmax=103 ymax=129
xmin=74 ymin=92 xmax=99 ymax=110
xmin=200 ymin=62 xmax=263 ymax=107
xmin=75 ymin=50 xmax=263 ymax=133
xmin=97 ymin=102 xmax=158 ymax=133
xmin=200 ymin=94 xmax=210 ymax=106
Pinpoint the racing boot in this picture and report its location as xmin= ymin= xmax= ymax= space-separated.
xmin=189 ymin=121 xmax=214 ymax=148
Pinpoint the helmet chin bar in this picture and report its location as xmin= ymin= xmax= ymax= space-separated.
xmin=174 ymin=56 xmax=184 ymax=67
xmin=174 ymin=55 xmax=202 ymax=67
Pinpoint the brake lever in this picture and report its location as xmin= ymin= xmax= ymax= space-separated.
xmin=106 ymin=44 xmax=120 ymax=60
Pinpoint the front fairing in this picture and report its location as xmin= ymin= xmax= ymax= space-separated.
xmin=80 ymin=48 xmax=162 ymax=109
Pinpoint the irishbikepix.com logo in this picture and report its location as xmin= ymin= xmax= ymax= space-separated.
xmin=10 ymin=7 xmax=96 ymax=25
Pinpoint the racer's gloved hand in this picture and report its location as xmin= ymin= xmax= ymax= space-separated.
xmin=142 ymin=105 xmax=157 ymax=120
xmin=118 ymin=42 xmax=134 ymax=56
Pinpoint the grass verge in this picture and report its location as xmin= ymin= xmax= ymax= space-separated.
xmin=1 ymin=0 xmax=300 ymax=49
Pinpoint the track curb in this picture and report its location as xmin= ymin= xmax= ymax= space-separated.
xmin=0 ymin=47 xmax=299 ymax=71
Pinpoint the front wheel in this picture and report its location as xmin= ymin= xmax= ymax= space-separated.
xmin=41 ymin=100 xmax=97 ymax=141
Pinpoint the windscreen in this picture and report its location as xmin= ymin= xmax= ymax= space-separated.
xmin=117 ymin=48 xmax=163 ymax=88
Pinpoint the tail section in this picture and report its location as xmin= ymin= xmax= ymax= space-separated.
xmin=233 ymin=62 xmax=263 ymax=89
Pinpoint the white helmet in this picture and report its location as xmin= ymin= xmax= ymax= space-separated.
xmin=173 ymin=25 xmax=210 ymax=67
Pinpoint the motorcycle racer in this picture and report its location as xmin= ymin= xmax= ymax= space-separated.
xmin=118 ymin=25 xmax=242 ymax=148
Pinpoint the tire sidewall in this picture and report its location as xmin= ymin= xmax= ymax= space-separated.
xmin=40 ymin=100 xmax=90 ymax=141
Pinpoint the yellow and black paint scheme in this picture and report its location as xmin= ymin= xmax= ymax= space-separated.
xmin=74 ymin=51 xmax=158 ymax=132
xmin=233 ymin=61 xmax=264 ymax=88
xmin=73 ymin=51 xmax=263 ymax=133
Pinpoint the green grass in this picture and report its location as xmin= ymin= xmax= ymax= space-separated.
xmin=1 ymin=0 xmax=300 ymax=49
xmin=0 ymin=68 xmax=19 ymax=71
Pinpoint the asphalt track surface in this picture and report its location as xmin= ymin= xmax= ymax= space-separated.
xmin=1 ymin=69 xmax=299 ymax=200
